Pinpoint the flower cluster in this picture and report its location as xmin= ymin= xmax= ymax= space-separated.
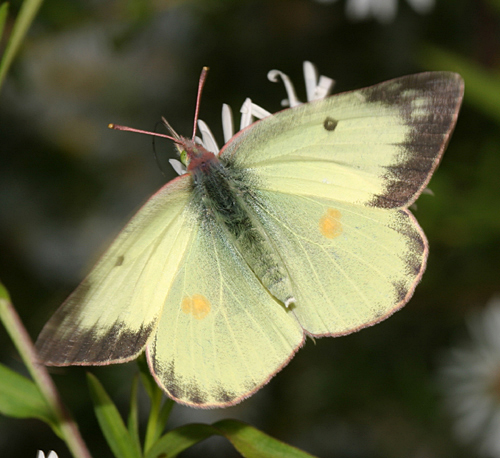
xmin=439 ymin=296 xmax=500 ymax=456
xmin=168 ymin=61 xmax=334 ymax=175
xmin=37 ymin=452 xmax=58 ymax=458
xmin=314 ymin=0 xmax=434 ymax=23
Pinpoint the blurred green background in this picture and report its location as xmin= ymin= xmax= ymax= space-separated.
xmin=1 ymin=0 xmax=499 ymax=456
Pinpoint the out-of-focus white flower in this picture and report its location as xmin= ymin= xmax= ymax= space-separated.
xmin=36 ymin=451 xmax=58 ymax=458
xmin=315 ymin=0 xmax=434 ymax=23
xmin=438 ymin=296 xmax=500 ymax=457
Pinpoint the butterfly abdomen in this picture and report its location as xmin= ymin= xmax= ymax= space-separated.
xmin=191 ymin=154 xmax=294 ymax=306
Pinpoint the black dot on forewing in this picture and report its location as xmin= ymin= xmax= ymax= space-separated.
xmin=323 ymin=117 xmax=338 ymax=131
xmin=115 ymin=255 xmax=124 ymax=267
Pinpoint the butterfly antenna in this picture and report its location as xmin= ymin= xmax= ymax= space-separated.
xmin=108 ymin=123 xmax=180 ymax=144
xmin=192 ymin=66 xmax=209 ymax=141
xmin=109 ymin=66 xmax=209 ymax=144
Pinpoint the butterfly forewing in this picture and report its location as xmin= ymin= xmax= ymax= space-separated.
xmin=219 ymin=72 xmax=463 ymax=337
xmin=220 ymin=72 xmax=464 ymax=209
xmin=36 ymin=176 xmax=194 ymax=365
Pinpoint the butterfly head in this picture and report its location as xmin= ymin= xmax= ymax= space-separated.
xmin=159 ymin=115 xmax=216 ymax=175
xmin=181 ymin=137 xmax=218 ymax=173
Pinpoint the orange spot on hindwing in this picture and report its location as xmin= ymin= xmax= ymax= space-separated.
xmin=319 ymin=208 xmax=343 ymax=239
xmin=181 ymin=294 xmax=211 ymax=320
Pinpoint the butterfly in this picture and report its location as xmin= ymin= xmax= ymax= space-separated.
xmin=36 ymin=62 xmax=464 ymax=408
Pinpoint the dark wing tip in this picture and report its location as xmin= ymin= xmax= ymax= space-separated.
xmin=368 ymin=72 xmax=464 ymax=209
xmin=36 ymin=317 xmax=154 ymax=366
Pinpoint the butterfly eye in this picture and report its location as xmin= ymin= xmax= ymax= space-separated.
xmin=180 ymin=149 xmax=189 ymax=166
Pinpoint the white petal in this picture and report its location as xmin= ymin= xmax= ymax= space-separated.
xmin=240 ymin=98 xmax=253 ymax=129
xmin=303 ymin=61 xmax=335 ymax=101
xmin=169 ymin=159 xmax=187 ymax=175
xmin=222 ymin=104 xmax=234 ymax=143
xmin=197 ymin=119 xmax=219 ymax=154
xmin=267 ymin=69 xmax=301 ymax=107
xmin=313 ymin=75 xmax=335 ymax=100
xmin=249 ymin=103 xmax=272 ymax=119
xmin=303 ymin=61 xmax=319 ymax=102
xmin=239 ymin=98 xmax=272 ymax=130
xmin=36 ymin=452 xmax=46 ymax=458
xmin=47 ymin=453 xmax=59 ymax=458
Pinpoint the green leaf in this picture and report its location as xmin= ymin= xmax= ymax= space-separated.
xmin=87 ymin=373 xmax=142 ymax=458
xmin=144 ymin=423 xmax=215 ymax=458
xmin=138 ymin=354 xmax=175 ymax=453
xmin=145 ymin=420 xmax=318 ymax=458
xmin=128 ymin=375 xmax=142 ymax=454
xmin=137 ymin=354 xmax=156 ymax=401
xmin=420 ymin=45 xmax=500 ymax=125
xmin=157 ymin=399 xmax=174 ymax=437
xmin=0 ymin=362 xmax=58 ymax=429
xmin=0 ymin=3 xmax=8 ymax=43
xmin=143 ymin=382 xmax=163 ymax=453
xmin=213 ymin=419 xmax=318 ymax=458
xmin=0 ymin=281 xmax=10 ymax=301
xmin=0 ymin=0 xmax=45 ymax=91
xmin=144 ymin=397 xmax=174 ymax=454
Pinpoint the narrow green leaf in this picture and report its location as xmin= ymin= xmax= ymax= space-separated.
xmin=157 ymin=398 xmax=174 ymax=435
xmin=87 ymin=373 xmax=142 ymax=458
xmin=0 ymin=0 xmax=45 ymax=91
xmin=0 ymin=3 xmax=8 ymax=44
xmin=144 ymin=423 xmax=215 ymax=458
xmin=420 ymin=45 xmax=500 ymax=125
xmin=0 ymin=282 xmax=91 ymax=457
xmin=143 ymin=383 xmax=163 ymax=453
xmin=138 ymin=353 xmax=175 ymax=453
xmin=0 ymin=363 xmax=58 ymax=428
xmin=213 ymin=419 xmax=318 ymax=458
xmin=137 ymin=354 xmax=155 ymax=401
xmin=128 ymin=375 xmax=142 ymax=454
xmin=144 ymin=398 xmax=174 ymax=453
xmin=145 ymin=420 xmax=318 ymax=458
xmin=0 ymin=281 xmax=10 ymax=300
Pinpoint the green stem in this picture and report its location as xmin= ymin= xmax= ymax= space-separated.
xmin=0 ymin=283 xmax=92 ymax=458
xmin=0 ymin=0 xmax=45 ymax=92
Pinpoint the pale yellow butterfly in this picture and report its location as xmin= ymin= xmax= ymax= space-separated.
xmin=36 ymin=62 xmax=464 ymax=408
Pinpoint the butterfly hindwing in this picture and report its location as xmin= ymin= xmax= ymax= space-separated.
xmin=147 ymin=210 xmax=304 ymax=408
xmin=221 ymin=72 xmax=464 ymax=209
xmin=246 ymin=190 xmax=426 ymax=336
xmin=36 ymin=176 xmax=194 ymax=365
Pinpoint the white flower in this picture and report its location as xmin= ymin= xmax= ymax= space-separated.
xmin=315 ymin=0 xmax=434 ymax=23
xmin=36 ymin=451 xmax=58 ymax=458
xmin=168 ymin=61 xmax=334 ymax=175
xmin=438 ymin=296 xmax=500 ymax=457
